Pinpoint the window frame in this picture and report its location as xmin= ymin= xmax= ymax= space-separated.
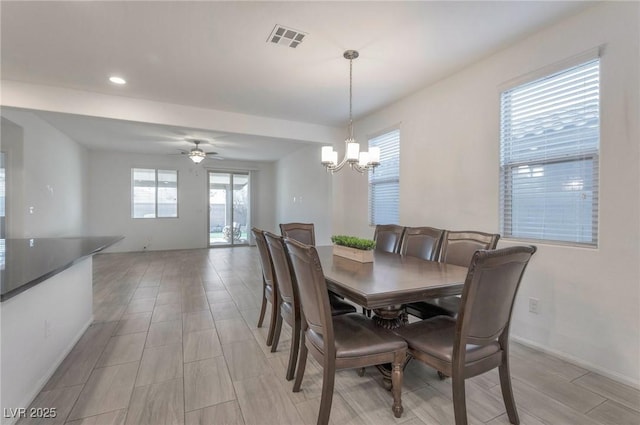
xmin=368 ymin=127 xmax=400 ymax=226
xmin=131 ymin=168 xmax=179 ymax=219
xmin=499 ymin=55 xmax=600 ymax=247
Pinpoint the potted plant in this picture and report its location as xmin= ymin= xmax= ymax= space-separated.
xmin=331 ymin=235 xmax=376 ymax=263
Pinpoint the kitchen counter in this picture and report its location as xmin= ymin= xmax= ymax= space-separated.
xmin=0 ymin=236 xmax=123 ymax=302
xmin=1 ymin=235 xmax=123 ymax=424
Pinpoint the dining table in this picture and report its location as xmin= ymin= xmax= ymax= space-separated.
xmin=316 ymin=245 xmax=469 ymax=328
xmin=316 ymin=245 xmax=470 ymax=388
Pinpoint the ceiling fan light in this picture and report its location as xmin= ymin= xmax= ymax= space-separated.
xmin=189 ymin=149 xmax=206 ymax=163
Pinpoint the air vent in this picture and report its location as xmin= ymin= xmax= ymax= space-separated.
xmin=267 ymin=24 xmax=307 ymax=49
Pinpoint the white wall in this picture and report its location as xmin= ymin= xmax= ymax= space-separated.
xmin=0 ymin=108 xmax=88 ymax=237
xmin=88 ymin=150 xmax=275 ymax=252
xmin=1 ymin=117 xmax=25 ymax=238
xmin=275 ymin=145 xmax=333 ymax=244
xmin=334 ymin=2 xmax=640 ymax=386
xmin=1 ymin=258 xmax=93 ymax=425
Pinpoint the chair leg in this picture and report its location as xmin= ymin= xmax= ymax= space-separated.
xmin=265 ymin=295 xmax=278 ymax=346
xmin=286 ymin=320 xmax=301 ymax=381
xmin=293 ymin=334 xmax=308 ymax=392
xmin=317 ymin=357 xmax=336 ymax=425
xmin=391 ymin=352 xmax=404 ymax=418
xmin=257 ymin=280 xmax=267 ymax=328
xmin=451 ymin=373 xmax=468 ymax=425
xmin=270 ymin=310 xmax=283 ymax=353
xmin=499 ymin=362 xmax=520 ymax=425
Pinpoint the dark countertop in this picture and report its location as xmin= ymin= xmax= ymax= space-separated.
xmin=0 ymin=236 xmax=124 ymax=302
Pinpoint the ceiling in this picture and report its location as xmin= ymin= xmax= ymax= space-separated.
xmin=1 ymin=1 xmax=592 ymax=161
xmin=29 ymin=110 xmax=316 ymax=161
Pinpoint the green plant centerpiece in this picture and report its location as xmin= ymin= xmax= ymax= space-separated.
xmin=331 ymin=235 xmax=376 ymax=262
xmin=331 ymin=235 xmax=376 ymax=250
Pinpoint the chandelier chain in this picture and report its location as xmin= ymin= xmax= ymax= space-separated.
xmin=349 ymin=56 xmax=354 ymax=140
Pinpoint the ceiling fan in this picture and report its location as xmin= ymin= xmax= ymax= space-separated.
xmin=178 ymin=140 xmax=223 ymax=164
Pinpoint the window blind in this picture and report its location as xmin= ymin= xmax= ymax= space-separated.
xmin=500 ymin=59 xmax=599 ymax=245
xmin=369 ymin=129 xmax=400 ymax=225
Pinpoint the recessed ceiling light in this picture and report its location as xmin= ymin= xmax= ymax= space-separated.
xmin=109 ymin=76 xmax=126 ymax=85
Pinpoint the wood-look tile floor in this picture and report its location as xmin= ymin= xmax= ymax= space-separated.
xmin=21 ymin=247 xmax=640 ymax=425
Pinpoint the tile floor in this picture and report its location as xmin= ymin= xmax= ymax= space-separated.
xmin=19 ymin=247 xmax=640 ymax=425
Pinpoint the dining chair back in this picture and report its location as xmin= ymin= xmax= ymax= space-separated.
xmin=251 ymin=228 xmax=279 ymax=347
xmin=264 ymin=231 xmax=301 ymax=379
xmin=373 ymin=224 xmax=406 ymax=253
xmin=280 ymin=222 xmax=316 ymax=245
xmin=400 ymin=226 xmax=444 ymax=260
xmin=395 ymin=245 xmax=536 ymax=425
xmin=405 ymin=230 xmax=501 ymax=320
xmin=439 ymin=230 xmax=500 ymax=267
xmin=285 ymin=237 xmax=407 ymax=425
xmin=280 ymin=222 xmax=355 ymax=314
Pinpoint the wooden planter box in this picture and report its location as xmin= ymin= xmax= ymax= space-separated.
xmin=333 ymin=245 xmax=374 ymax=263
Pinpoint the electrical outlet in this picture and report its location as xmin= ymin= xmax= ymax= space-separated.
xmin=529 ymin=298 xmax=539 ymax=314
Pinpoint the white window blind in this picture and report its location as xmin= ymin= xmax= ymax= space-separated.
xmin=132 ymin=168 xmax=178 ymax=218
xmin=500 ymin=58 xmax=599 ymax=245
xmin=369 ymin=129 xmax=400 ymax=225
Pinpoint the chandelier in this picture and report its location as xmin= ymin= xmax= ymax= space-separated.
xmin=321 ymin=50 xmax=380 ymax=173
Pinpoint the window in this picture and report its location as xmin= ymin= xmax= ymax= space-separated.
xmin=500 ymin=58 xmax=599 ymax=245
xmin=369 ymin=129 xmax=400 ymax=225
xmin=132 ymin=168 xmax=178 ymax=218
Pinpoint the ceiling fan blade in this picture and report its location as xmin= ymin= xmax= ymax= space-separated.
xmin=202 ymin=155 xmax=225 ymax=161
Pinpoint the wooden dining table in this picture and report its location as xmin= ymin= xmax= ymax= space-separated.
xmin=316 ymin=245 xmax=469 ymax=388
xmin=316 ymin=245 xmax=469 ymax=328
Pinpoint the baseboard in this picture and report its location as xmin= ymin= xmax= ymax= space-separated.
xmin=511 ymin=335 xmax=640 ymax=390
xmin=4 ymin=317 xmax=93 ymax=425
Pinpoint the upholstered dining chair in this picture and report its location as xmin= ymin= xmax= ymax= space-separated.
xmin=281 ymin=221 xmax=354 ymax=310
xmin=264 ymin=231 xmax=302 ymax=379
xmin=395 ymin=245 xmax=536 ymax=425
xmin=284 ymin=237 xmax=407 ymax=425
xmin=251 ymin=228 xmax=279 ymax=347
xmin=373 ymin=224 xmax=406 ymax=253
xmin=405 ymin=230 xmax=500 ymax=320
xmin=366 ymin=224 xmax=407 ymax=316
xmin=400 ymin=226 xmax=444 ymax=260
xmin=264 ymin=232 xmax=356 ymax=380
xmin=440 ymin=230 xmax=501 ymax=267
xmin=280 ymin=222 xmax=315 ymax=245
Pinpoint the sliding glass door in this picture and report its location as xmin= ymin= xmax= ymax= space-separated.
xmin=208 ymin=171 xmax=250 ymax=247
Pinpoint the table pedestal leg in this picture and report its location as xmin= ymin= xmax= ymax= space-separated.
xmin=372 ymin=305 xmax=404 ymax=329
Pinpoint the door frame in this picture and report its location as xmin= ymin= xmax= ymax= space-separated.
xmin=207 ymin=170 xmax=251 ymax=248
